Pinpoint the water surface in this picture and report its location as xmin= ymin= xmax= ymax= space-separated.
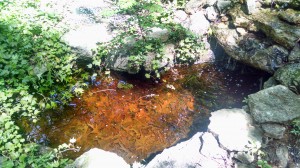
xmin=22 ymin=63 xmax=268 ymax=163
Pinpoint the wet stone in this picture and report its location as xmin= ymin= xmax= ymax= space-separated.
xmin=262 ymin=123 xmax=286 ymax=139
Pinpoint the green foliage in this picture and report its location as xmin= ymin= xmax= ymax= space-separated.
xmin=0 ymin=0 xmax=85 ymax=167
xmin=290 ymin=118 xmax=300 ymax=136
xmin=257 ymin=160 xmax=272 ymax=168
xmin=175 ymin=36 xmax=206 ymax=64
xmin=92 ymin=0 xmax=206 ymax=79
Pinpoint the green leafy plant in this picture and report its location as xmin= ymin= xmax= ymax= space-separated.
xmin=290 ymin=118 xmax=300 ymax=136
xmin=257 ymin=159 xmax=272 ymax=168
xmin=0 ymin=0 xmax=86 ymax=167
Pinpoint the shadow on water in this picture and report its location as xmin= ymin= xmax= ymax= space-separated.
xmin=18 ymin=46 xmax=271 ymax=164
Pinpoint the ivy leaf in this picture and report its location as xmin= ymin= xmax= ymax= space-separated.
xmin=87 ymin=64 xmax=92 ymax=68
xmin=145 ymin=73 xmax=151 ymax=79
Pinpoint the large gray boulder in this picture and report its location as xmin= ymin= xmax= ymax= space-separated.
xmin=274 ymin=63 xmax=300 ymax=93
xmin=253 ymin=9 xmax=300 ymax=50
xmin=247 ymin=85 xmax=300 ymax=124
xmin=208 ymin=108 xmax=263 ymax=151
xmin=67 ymin=148 xmax=130 ymax=168
xmin=213 ymin=5 xmax=300 ymax=73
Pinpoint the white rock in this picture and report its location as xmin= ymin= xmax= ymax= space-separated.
xmin=69 ymin=148 xmax=130 ymax=168
xmin=208 ymin=108 xmax=263 ymax=151
xmin=145 ymin=132 xmax=204 ymax=168
xmin=174 ymin=10 xmax=188 ymax=22
xmin=189 ymin=11 xmax=210 ymax=35
xmin=205 ymin=6 xmax=218 ymax=21
xmin=200 ymin=133 xmax=228 ymax=161
xmin=62 ymin=24 xmax=112 ymax=57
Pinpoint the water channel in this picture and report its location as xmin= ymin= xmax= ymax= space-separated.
xmin=20 ymin=60 xmax=269 ymax=164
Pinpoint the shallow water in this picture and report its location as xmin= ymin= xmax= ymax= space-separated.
xmin=21 ymin=63 xmax=268 ymax=163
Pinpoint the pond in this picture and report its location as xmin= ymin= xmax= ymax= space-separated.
xmin=20 ymin=62 xmax=269 ymax=164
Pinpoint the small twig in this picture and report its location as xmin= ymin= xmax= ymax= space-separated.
xmin=135 ymin=94 xmax=159 ymax=102
xmin=59 ymin=147 xmax=81 ymax=154
xmin=89 ymin=89 xmax=116 ymax=96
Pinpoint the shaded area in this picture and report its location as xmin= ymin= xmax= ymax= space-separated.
xmin=19 ymin=63 xmax=269 ymax=164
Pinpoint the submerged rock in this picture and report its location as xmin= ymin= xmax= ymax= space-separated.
xmin=208 ymin=108 xmax=263 ymax=151
xmin=247 ymin=85 xmax=300 ymax=124
xmin=67 ymin=148 xmax=130 ymax=168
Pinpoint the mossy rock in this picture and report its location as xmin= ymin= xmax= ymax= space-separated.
xmin=274 ymin=63 xmax=300 ymax=93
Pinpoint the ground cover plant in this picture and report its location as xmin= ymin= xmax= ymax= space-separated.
xmin=0 ymin=0 xmax=85 ymax=167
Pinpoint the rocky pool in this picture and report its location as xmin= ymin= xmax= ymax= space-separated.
xmin=19 ymin=62 xmax=269 ymax=163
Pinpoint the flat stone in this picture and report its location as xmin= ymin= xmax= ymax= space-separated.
xmin=247 ymin=85 xmax=300 ymax=124
xmin=208 ymin=108 xmax=263 ymax=151
xmin=67 ymin=148 xmax=130 ymax=168
xmin=262 ymin=123 xmax=286 ymax=139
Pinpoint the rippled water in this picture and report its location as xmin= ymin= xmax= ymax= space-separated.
xmin=20 ymin=63 xmax=269 ymax=163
